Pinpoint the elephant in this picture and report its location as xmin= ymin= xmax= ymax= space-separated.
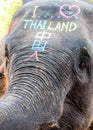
xmin=0 ymin=0 xmax=93 ymax=129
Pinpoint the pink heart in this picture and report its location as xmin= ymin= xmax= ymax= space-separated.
xmin=59 ymin=4 xmax=80 ymax=19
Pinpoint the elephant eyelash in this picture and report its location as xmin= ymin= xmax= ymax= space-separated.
xmin=5 ymin=46 xmax=9 ymax=59
xmin=5 ymin=56 xmax=9 ymax=69
xmin=5 ymin=49 xmax=9 ymax=69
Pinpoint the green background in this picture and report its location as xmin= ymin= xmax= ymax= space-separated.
xmin=0 ymin=0 xmax=22 ymax=38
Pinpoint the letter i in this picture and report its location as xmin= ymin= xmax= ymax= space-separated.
xmin=32 ymin=6 xmax=39 ymax=18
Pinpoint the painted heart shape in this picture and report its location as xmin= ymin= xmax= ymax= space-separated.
xmin=59 ymin=4 xmax=80 ymax=19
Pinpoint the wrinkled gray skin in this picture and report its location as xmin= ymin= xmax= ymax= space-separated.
xmin=0 ymin=0 xmax=93 ymax=130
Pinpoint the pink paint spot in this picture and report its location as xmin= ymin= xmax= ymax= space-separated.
xmin=24 ymin=51 xmax=39 ymax=61
xmin=59 ymin=4 xmax=80 ymax=19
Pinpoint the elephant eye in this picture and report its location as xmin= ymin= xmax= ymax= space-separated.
xmin=5 ymin=45 xmax=9 ymax=67
xmin=79 ymin=56 xmax=90 ymax=70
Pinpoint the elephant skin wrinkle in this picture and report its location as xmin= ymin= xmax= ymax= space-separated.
xmin=0 ymin=0 xmax=93 ymax=130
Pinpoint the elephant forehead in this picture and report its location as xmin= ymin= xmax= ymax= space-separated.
xmin=7 ymin=0 xmax=93 ymax=51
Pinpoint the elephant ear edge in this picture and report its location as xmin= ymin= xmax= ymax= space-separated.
xmin=74 ymin=46 xmax=91 ymax=84
xmin=82 ymin=2 xmax=93 ymax=41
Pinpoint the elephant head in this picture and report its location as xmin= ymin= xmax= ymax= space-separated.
xmin=0 ymin=0 xmax=93 ymax=130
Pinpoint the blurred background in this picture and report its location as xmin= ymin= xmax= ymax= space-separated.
xmin=0 ymin=0 xmax=22 ymax=39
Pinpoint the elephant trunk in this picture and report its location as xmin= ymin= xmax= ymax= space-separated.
xmin=0 ymin=73 xmax=67 ymax=130
xmin=0 ymin=49 xmax=73 ymax=129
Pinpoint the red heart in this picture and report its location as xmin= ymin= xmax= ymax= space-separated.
xmin=59 ymin=4 xmax=80 ymax=19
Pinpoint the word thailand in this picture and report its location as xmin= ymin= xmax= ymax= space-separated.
xmin=23 ymin=20 xmax=77 ymax=32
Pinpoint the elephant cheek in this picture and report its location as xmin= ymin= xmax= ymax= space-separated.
xmin=0 ymin=62 xmax=8 ymax=97
xmin=0 ymin=74 xmax=8 ymax=97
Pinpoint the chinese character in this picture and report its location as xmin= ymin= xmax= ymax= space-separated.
xmin=24 ymin=51 xmax=39 ymax=61
xmin=36 ymin=31 xmax=51 ymax=40
xmin=32 ymin=40 xmax=47 ymax=51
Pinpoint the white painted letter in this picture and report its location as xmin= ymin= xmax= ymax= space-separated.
xmin=69 ymin=22 xmax=77 ymax=32
xmin=48 ymin=22 xmax=55 ymax=31
xmin=36 ymin=20 xmax=47 ymax=30
xmin=32 ymin=6 xmax=39 ymax=18
xmin=61 ymin=22 xmax=69 ymax=32
xmin=30 ymin=20 xmax=38 ymax=29
xmin=55 ymin=22 xmax=61 ymax=31
xmin=23 ymin=20 xmax=32 ymax=29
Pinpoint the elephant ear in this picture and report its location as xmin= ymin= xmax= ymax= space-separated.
xmin=82 ymin=2 xmax=93 ymax=41
xmin=74 ymin=2 xmax=93 ymax=83
xmin=74 ymin=47 xmax=91 ymax=84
